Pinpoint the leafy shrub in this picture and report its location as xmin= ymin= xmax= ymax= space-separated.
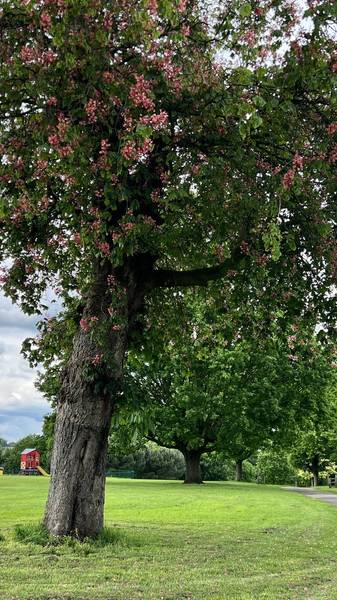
xmin=256 ymin=449 xmax=297 ymax=485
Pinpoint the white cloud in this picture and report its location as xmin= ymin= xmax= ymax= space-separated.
xmin=0 ymin=294 xmax=50 ymax=442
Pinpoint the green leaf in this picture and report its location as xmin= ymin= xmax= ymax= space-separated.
xmin=239 ymin=3 xmax=252 ymax=17
xmin=249 ymin=114 xmax=263 ymax=129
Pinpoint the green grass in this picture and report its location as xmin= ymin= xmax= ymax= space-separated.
xmin=1 ymin=477 xmax=337 ymax=599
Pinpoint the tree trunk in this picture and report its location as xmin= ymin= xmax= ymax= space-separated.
xmin=183 ymin=449 xmax=203 ymax=484
xmin=235 ymin=459 xmax=243 ymax=482
xmin=44 ymin=258 xmax=150 ymax=538
xmin=311 ymin=454 xmax=320 ymax=487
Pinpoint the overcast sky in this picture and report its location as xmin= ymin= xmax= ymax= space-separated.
xmin=0 ymin=293 xmax=50 ymax=442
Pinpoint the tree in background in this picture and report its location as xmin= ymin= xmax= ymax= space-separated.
xmin=126 ymin=289 xmax=334 ymax=483
xmin=256 ymin=448 xmax=297 ymax=485
xmin=291 ymin=377 xmax=337 ymax=486
xmin=1 ymin=0 xmax=336 ymax=536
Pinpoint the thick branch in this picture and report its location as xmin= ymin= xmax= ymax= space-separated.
xmin=152 ymin=250 xmax=242 ymax=288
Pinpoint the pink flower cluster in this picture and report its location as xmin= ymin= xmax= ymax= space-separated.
xmin=80 ymin=316 xmax=99 ymax=332
xmin=327 ymin=124 xmax=337 ymax=135
xmin=40 ymin=11 xmax=52 ymax=30
xmin=292 ymin=152 xmax=304 ymax=170
xmin=282 ymin=169 xmax=294 ymax=189
xmin=148 ymin=0 xmax=158 ymax=16
xmin=103 ymin=71 xmax=115 ymax=83
xmin=139 ymin=110 xmax=168 ymax=131
xmin=20 ymin=46 xmax=58 ymax=66
xmin=11 ymin=196 xmax=31 ymax=225
xmin=47 ymin=96 xmax=57 ymax=106
xmin=155 ymin=51 xmax=182 ymax=93
xmin=103 ymin=11 xmax=113 ymax=30
xmin=177 ymin=0 xmax=187 ymax=12
xmin=100 ymin=139 xmax=110 ymax=155
xmin=107 ymin=274 xmax=117 ymax=288
xmin=91 ymin=354 xmax=103 ymax=366
xmin=96 ymin=139 xmax=110 ymax=169
xmin=243 ymin=30 xmax=256 ymax=47
xmin=240 ymin=241 xmax=249 ymax=255
xmin=129 ymin=75 xmax=155 ymax=111
xmin=73 ymin=232 xmax=81 ymax=246
xmin=330 ymin=145 xmax=337 ymax=163
xmin=97 ymin=241 xmax=111 ymax=256
xmin=121 ymin=138 xmax=153 ymax=162
xmin=282 ymin=152 xmax=304 ymax=189
xmin=0 ymin=268 xmax=9 ymax=285
xmin=85 ymin=98 xmax=99 ymax=124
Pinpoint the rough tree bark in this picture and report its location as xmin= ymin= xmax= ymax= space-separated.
xmin=311 ymin=454 xmax=320 ymax=487
xmin=183 ymin=448 xmax=203 ymax=484
xmin=235 ymin=459 xmax=243 ymax=482
xmin=44 ymin=258 xmax=151 ymax=538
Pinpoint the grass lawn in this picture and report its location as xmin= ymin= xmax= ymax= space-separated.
xmin=1 ymin=477 xmax=337 ymax=599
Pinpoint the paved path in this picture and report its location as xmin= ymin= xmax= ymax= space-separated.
xmin=284 ymin=486 xmax=337 ymax=507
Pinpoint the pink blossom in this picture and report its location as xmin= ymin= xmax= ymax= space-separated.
xmin=292 ymin=153 xmax=304 ymax=170
xmin=121 ymin=140 xmax=137 ymax=161
xmin=74 ymin=233 xmax=82 ymax=246
xmin=57 ymin=113 xmax=70 ymax=139
xmin=80 ymin=318 xmax=90 ymax=332
xmin=123 ymin=109 xmax=133 ymax=132
xmin=107 ymin=275 xmax=117 ymax=287
xmin=103 ymin=11 xmax=113 ymax=30
xmin=58 ymin=144 xmax=73 ymax=157
xmin=85 ymin=98 xmax=98 ymax=124
xmin=155 ymin=52 xmax=182 ymax=93
xmin=240 ymin=241 xmax=249 ymax=255
xmin=103 ymin=71 xmax=114 ymax=83
xmin=282 ymin=169 xmax=295 ymax=189
xmin=139 ymin=110 xmax=168 ymax=131
xmin=129 ymin=75 xmax=155 ymax=111
xmin=20 ymin=46 xmax=36 ymax=63
xmin=91 ymin=354 xmax=103 ymax=366
xmin=47 ymin=96 xmax=57 ymax=106
xmin=112 ymin=231 xmax=122 ymax=243
xmin=112 ymin=324 xmax=123 ymax=332
xmin=80 ymin=316 xmax=99 ymax=332
xmin=243 ymin=30 xmax=256 ymax=47
xmin=40 ymin=11 xmax=52 ymax=29
xmin=97 ymin=241 xmax=111 ymax=256
xmin=42 ymin=50 xmax=58 ymax=66
xmin=142 ymin=216 xmax=156 ymax=227
xmin=100 ymin=139 xmax=110 ymax=155
xmin=327 ymin=124 xmax=337 ymax=135
xmin=148 ymin=0 xmax=158 ymax=16
xmin=330 ymin=145 xmax=337 ymax=163
xmin=177 ymin=0 xmax=187 ymax=12
xmin=48 ymin=133 xmax=59 ymax=146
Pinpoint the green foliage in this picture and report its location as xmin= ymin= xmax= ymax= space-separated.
xmin=108 ymin=444 xmax=185 ymax=480
xmin=290 ymin=376 xmax=337 ymax=479
xmin=201 ymin=454 xmax=257 ymax=482
xmin=201 ymin=453 xmax=235 ymax=481
xmin=256 ymin=449 xmax=297 ymax=485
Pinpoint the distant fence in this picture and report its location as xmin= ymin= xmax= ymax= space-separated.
xmin=106 ymin=469 xmax=135 ymax=479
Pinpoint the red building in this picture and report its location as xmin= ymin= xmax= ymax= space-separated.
xmin=20 ymin=448 xmax=40 ymax=471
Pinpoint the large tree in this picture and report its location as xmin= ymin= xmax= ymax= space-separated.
xmin=1 ymin=0 xmax=336 ymax=536
xmin=291 ymin=376 xmax=337 ymax=486
xmin=125 ymin=289 xmax=333 ymax=483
